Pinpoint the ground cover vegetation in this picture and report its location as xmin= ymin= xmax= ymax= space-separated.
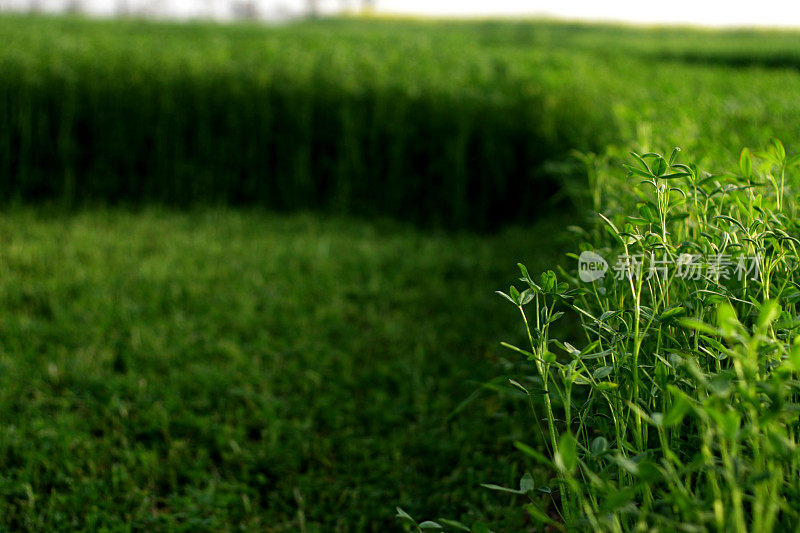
xmin=402 ymin=142 xmax=800 ymax=531
xmin=2 ymin=13 xmax=800 ymax=531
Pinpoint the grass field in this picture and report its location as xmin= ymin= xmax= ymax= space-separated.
xmin=2 ymin=13 xmax=800 ymax=532
xmin=0 ymin=207 xmax=575 ymax=530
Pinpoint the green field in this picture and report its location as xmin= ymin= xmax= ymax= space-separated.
xmin=2 ymin=13 xmax=800 ymax=531
xmin=0 ymin=208 xmax=574 ymax=530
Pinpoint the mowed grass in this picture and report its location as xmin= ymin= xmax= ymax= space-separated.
xmin=0 ymin=207 xmax=570 ymax=530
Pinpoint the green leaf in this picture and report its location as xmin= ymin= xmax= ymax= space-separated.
xmin=419 ymin=521 xmax=443 ymax=530
xmin=595 ymin=381 xmax=618 ymax=391
xmin=637 ymin=203 xmax=656 ymax=222
xmin=580 ymin=349 xmax=612 ymax=360
xmin=624 ymin=164 xmax=653 ymax=179
xmin=757 ymin=300 xmax=780 ymax=331
xmin=629 ymin=151 xmax=651 ymax=172
xmin=480 ymin=484 xmax=524 ymax=495
xmin=740 ymin=147 xmax=752 ymax=178
xmin=668 ymin=146 xmax=680 ymax=165
xmin=509 ymin=285 xmax=520 ymax=305
xmin=613 ymin=454 xmax=639 ymax=475
xmin=555 ymin=432 xmax=577 ymax=473
xmin=559 ymin=341 xmax=581 ymax=356
xmin=658 ymin=306 xmax=685 ymax=322
xmin=508 ymin=379 xmax=528 ymax=394
xmin=713 ymin=214 xmax=747 ymax=232
xmin=663 ymin=394 xmax=690 ymax=427
xmin=438 ymin=519 xmax=471 ymax=532
xmin=660 ymin=171 xmax=691 ymax=180
xmin=592 ymin=366 xmax=613 ymax=380
xmin=699 ymin=334 xmax=728 ymax=355
xmin=518 ymin=264 xmax=542 ymax=291
xmin=771 ymin=138 xmax=786 ymax=164
xmin=717 ymin=303 xmax=740 ymax=338
xmin=517 ymin=263 xmax=531 ymax=283
xmin=651 ymin=157 xmax=668 ymax=177
xmin=519 ymin=288 xmax=535 ymax=306
xmin=590 ymin=436 xmax=608 ymax=456
xmin=495 ymin=291 xmax=517 ymax=306
xmin=396 ymin=507 xmax=417 ymax=525
xmin=519 ymin=472 xmax=535 ymax=493
xmin=540 ymin=271 xmax=556 ymax=292
xmin=679 ymin=318 xmax=718 ymax=336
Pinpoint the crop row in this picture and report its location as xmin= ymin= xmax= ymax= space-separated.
xmin=2 ymin=16 xmax=800 ymax=227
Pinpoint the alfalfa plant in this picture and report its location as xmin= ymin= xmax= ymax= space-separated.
xmin=487 ymin=141 xmax=800 ymax=531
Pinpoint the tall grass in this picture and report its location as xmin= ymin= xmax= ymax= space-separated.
xmin=0 ymin=16 xmax=619 ymax=229
xmin=5 ymin=17 xmax=800 ymax=227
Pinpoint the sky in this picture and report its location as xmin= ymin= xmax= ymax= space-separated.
xmin=377 ymin=1 xmax=800 ymax=28
xmin=5 ymin=0 xmax=800 ymax=27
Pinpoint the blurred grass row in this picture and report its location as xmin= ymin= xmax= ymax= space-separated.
xmin=0 ymin=17 xmax=614 ymax=229
xmin=4 ymin=16 xmax=800 ymax=227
